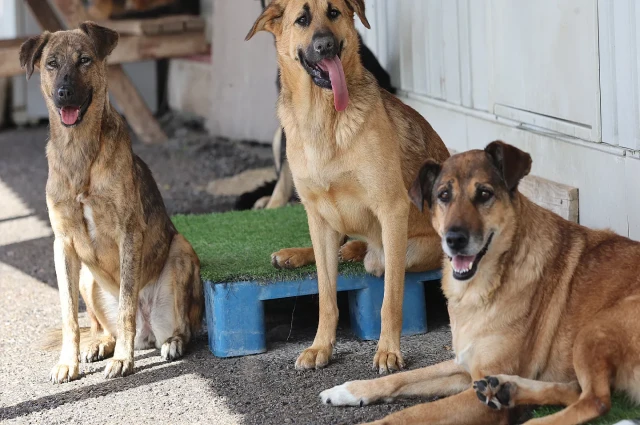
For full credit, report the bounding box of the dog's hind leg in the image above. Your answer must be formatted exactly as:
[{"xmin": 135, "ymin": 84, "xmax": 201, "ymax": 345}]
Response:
[
  {"xmin": 153, "ymin": 234, "xmax": 202, "ymax": 362},
  {"xmin": 473, "ymin": 375, "xmax": 580, "ymax": 410},
  {"xmin": 517, "ymin": 299, "xmax": 640, "ymax": 425},
  {"xmin": 79, "ymin": 265, "xmax": 116, "ymax": 363}
]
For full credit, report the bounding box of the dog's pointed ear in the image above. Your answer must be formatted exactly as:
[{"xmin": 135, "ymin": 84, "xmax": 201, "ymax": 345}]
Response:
[
  {"xmin": 79, "ymin": 21, "xmax": 119, "ymax": 60},
  {"xmin": 246, "ymin": 1, "xmax": 284, "ymax": 41},
  {"xmin": 409, "ymin": 160, "xmax": 442, "ymax": 213},
  {"xmin": 345, "ymin": 0, "xmax": 370, "ymax": 29},
  {"xmin": 484, "ymin": 141, "xmax": 532, "ymax": 192},
  {"xmin": 19, "ymin": 32, "xmax": 50, "ymax": 80}
]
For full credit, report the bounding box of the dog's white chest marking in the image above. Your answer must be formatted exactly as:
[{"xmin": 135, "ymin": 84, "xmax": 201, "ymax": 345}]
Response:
[
  {"xmin": 455, "ymin": 342, "xmax": 473, "ymax": 373},
  {"xmin": 76, "ymin": 192, "xmax": 97, "ymax": 241}
]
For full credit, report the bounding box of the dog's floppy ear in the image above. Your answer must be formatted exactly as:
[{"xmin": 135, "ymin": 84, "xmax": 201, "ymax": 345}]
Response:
[
  {"xmin": 484, "ymin": 140, "xmax": 532, "ymax": 192},
  {"xmin": 345, "ymin": 0, "xmax": 371, "ymax": 29},
  {"xmin": 245, "ymin": 1, "xmax": 284, "ymax": 41},
  {"xmin": 409, "ymin": 160, "xmax": 442, "ymax": 213},
  {"xmin": 19, "ymin": 32, "xmax": 50, "ymax": 80},
  {"xmin": 79, "ymin": 21, "xmax": 119, "ymax": 60}
]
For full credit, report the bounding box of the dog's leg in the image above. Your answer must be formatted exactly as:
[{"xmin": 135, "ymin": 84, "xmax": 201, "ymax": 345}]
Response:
[
  {"xmin": 156, "ymin": 234, "xmax": 201, "ymax": 362},
  {"xmin": 295, "ymin": 211, "xmax": 341, "ymax": 369},
  {"xmin": 364, "ymin": 389, "xmax": 508, "ymax": 425},
  {"xmin": 473, "ymin": 375, "xmax": 580, "ymax": 410},
  {"xmin": 321, "ymin": 359, "xmax": 471, "ymax": 406},
  {"xmin": 339, "ymin": 239, "xmax": 368, "ymax": 263},
  {"xmin": 105, "ymin": 230, "xmax": 142, "ymax": 379},
  {"xmin": 374, "ymin": 203, "xmax": 410, "ymax": 373},
  {"xmin": 79, "ymin": 266, "xmax": 115, "ymax": 363},
  {"xmin": 50, "ymin": 238, "xmax": 82, "ymax": 383},
  {"xmin": 264, "ymin": 161, "xmax": 294, "ymax": 209}
]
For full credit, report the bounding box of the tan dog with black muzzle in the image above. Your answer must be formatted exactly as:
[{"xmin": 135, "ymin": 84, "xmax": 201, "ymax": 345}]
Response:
[
  {"xmin": 19, "ymin": 22, "xmax": 203, "ymax": 383},
  {"xmin": 246, "ymin": 0, "xmax": 449, "ymax": 373}
]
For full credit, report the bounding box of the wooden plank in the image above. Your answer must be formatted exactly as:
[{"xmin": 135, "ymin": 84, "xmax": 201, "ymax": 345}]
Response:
[
  {"xmin": 107, "ymin": 66, "xmax": 166, "ymax": 144},
  {"xmin": 1, "ymin": 32, "xmax": 208, "ymax": 77},
  {"xmin": 447, "ymin": 148, "xmax": 579, "ymax": 222},
  {"xmin": 97, "ymin": 15, "xmax": 206, "ymax": 36}
]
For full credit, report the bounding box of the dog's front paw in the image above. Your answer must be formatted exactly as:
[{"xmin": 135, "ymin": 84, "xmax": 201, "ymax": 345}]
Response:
[
  {"xmin": 320, "ymin": 382, "xmax": 368, "ymax": 407},
  {"xmin": 253, "ymin": 196, "xmax": 271, "ymax": 209},
  {"xmin": 295, "ymin": 345, "xmax": 333, "ymax": 370},
  {"xmin": 373, "ymin": 348, "xmax": 404, "ymax": 374},
  {"xmin": 160, "ymin": 336, "xmax": 184, "ymax": 361},
  {"xmin": 473, "ymin": 376, "xmax": 515, "ymax": 410},
  {"xmin": 104, "ymin": 358, "xmax": 134, "ymax": 379},
  {"xmin": 50, "ymin": 362, "xmax": 79, "ymax": 383},
  {"xmin": 81, "ymin": 337, "xmax": 115, "ymax": 363}
]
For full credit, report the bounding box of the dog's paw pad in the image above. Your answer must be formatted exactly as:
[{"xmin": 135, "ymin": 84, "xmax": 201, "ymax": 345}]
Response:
[
  {"xmin": 160, "ymin": 337, "xmax": 184, "ymax": 361},
  {"xmin": 473, "ymin": 376, "xmax": 515, "ymax": 410}
]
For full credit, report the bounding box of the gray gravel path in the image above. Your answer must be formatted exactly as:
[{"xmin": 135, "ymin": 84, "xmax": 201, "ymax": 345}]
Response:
[{"xmin": 0, "ymin": 120, "xmax": 453, "ymax": 425}]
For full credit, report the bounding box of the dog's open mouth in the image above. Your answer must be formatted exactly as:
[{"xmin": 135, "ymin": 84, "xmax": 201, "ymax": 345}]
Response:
[
  {"xmin": 298, "ymin": 42, "xmax": 348, "ymax": 111},
  {"xmin": 449, "ymin": 233, "xmax": 494, "ymax": 281},
  {"xmin": 58, "ymin": 91, "xmax": 93, "ymax": 127}
]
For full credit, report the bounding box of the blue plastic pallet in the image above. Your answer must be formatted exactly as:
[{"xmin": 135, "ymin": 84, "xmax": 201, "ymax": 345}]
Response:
[{"xmin": 204, "ymin": 269, "xmax": 442, "ymax": 357}]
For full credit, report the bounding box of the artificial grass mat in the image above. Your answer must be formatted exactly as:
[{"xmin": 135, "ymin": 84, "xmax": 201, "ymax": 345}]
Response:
[
  {"xmin": 172, "ymin": 205, "xmax": 365, "ymax": 283},
  {"xmin": 532, "ymin": 393, "xmax": 640, "ymax": 424}
]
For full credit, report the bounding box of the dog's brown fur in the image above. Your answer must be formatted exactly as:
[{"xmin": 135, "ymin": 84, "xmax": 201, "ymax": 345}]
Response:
[
  {"xmin": 246, "ymin": 0, "xmax": 449, "ymax": 372},
  {"xmin": 320, "ymin": 141, "xmax": 640, "ymax": 425},
  {"xmin": 20, "ymin": 23, "xmax": 203, "ymax": 383}
]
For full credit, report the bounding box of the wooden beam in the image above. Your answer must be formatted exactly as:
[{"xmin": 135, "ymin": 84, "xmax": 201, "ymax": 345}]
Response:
[
  {"xmin": 0, "ymin": 32, "xmax": 208, "ymax": 78},
  {"xmin": 98, "ymin": 15, "xmax": 206, "ymax": 36}
]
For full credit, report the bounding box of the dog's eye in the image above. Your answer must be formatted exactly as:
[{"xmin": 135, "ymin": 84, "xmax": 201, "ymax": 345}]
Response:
[
  {"xmin": 47, "ymin": 60, "xmax": 58, "ymax": 69},
  {"xmin": 296, "ymin": 15, "xmax": 310, "ymax": 27},
  {"xmin": 438, "ymin": 189, "xmax": 450, "ymax": 203},
  {"xmin": 477, "ymin": 189, "xmax": 494, "ymax": 203},
  {"xmin": 80, "ymin": 56, "xmax": 91, "ymax": 65},
  {"xmin": 328, "ymin": 8, "xmax": 341, "ymax": 20}
]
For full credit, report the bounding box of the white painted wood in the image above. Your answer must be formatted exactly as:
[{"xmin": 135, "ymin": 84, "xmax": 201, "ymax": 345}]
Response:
[
  {"xmin": 398, "ymin": 1, "xmax": 414, "ymax": 93},
  {"xmin": 208, "ymin": 0, "xmax": 279, "ymax": 143},
  {"xmin": 411, "ymin": 0, "xmax": 428, "ymax": 95},
  {"xmin": 468, "ymin": 0, "xmax": 491, "ymax": 111},
  {"xmin": 490, "ymin": 0, "xmax": 601, "ymax": 141},
  {"xmin": 457, "ymin": 0, "xmax": 472, "ymax": 108},
  {"xmin": 383, "ymin": 0, "xmax": 401, "ymax": 89},
  {"xmin": 598, "ymin": 0, "xmax": 640, "ymax": 150}
]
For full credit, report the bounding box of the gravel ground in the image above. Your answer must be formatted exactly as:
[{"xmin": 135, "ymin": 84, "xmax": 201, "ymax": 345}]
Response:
[{"xmin": 0, "ymin": 116, "xmax": 454, "ymax": 425}]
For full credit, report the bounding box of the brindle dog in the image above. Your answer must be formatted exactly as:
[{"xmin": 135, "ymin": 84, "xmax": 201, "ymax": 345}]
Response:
[
  {"xmin": 19, "ymin": 22, "xmax": 203, "ymax": 383},
  {"xmin": 321, "ymin": 141, "xmax": 640, "ymax": 425}
]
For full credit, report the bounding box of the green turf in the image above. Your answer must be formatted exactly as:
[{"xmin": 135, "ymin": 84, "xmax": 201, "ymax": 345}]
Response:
[
  {"xmin": 533, "ymin": 393, "xmax": 640, "ymax": 424},
  {"xmin": 172, "ymin": 205, "xmax": 365, "ymax": 283}
]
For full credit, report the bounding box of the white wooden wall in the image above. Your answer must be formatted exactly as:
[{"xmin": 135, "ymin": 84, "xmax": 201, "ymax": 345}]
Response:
[{"xmin": 357, "ymin": 0, "xmax": 640, "ymax": 238}]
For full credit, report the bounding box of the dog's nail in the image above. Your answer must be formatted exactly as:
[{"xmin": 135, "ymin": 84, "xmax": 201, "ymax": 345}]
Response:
[
  {"xmin": 326, "ymin": 398, "xmax": 331, "ymax": 405},
  {"xmin": 359, "ymin": 400, "xmax": 364, "ymax": 407}
]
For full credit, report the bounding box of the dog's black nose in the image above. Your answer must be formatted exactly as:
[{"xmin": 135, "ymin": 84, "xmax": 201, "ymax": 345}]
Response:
[
  {"xmin": 446, "ymin": 228, "xmax": 469, "ymax": 251},
  {"xmin": 56, "ymin": 85, "xmax": 74, "ymax": 101},
  {"xmin": 312, "ymin": 33, "xmax": 338, "ymax": 57}
]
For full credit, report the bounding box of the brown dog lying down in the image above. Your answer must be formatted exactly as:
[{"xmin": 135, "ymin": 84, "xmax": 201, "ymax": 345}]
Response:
[
  {"xmin": 19, "ymin": 23, "xmax": 203, "ymax": 383},
  {"xmin": 246, "ymin": 0, "xmax": 449, "ymax": 374},
  {"xmin": 320, "ymin": 141, "xmax": 640, "ymax": 425}
]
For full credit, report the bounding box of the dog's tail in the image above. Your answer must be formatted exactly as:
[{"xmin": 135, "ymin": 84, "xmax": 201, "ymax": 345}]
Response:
[{"xmin": 38, "ymin": 327, "xmax": 93, "ymax": 351}]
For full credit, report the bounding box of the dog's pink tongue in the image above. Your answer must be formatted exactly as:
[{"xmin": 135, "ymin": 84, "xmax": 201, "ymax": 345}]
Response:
[
  {"xmin": 318, "ymin": 56, "xmax": 349, "ymax": 111},
  {"xmin": 452, "ymin": 255, "xmax": 475, "ymax": 272},
  {"xmin": 60, "ymin": 107, "xmax": 79, "ymax": 125}
]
